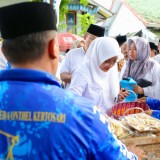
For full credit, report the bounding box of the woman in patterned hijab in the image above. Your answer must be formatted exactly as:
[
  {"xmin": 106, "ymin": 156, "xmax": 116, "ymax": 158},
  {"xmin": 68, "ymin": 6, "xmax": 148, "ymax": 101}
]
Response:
[
  {"xmin": 123, "ymin": 36, "xmax": 154, "ymax": 81},
  {"xmin": 122, "ymin": 36, "xmax": 160, "ymax": 99}
]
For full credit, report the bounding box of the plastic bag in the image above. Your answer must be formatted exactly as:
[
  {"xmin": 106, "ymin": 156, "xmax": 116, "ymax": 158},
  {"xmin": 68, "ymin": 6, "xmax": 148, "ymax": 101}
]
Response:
[{"xmin": 105, "ymin": 115, "xmax": 134, "ymax": 139}]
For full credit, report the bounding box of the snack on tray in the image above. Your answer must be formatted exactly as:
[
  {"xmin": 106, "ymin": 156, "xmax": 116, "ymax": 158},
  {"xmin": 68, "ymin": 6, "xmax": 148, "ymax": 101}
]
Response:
[
  {"xmin": 134, "ymin": 113, "xmax": 160, "ymax": 130},
  {"xmin": 121, "ymin": 113, "xmax": 160, "ymax": 132},
  {"xmin": 106, "ymin": 115, "xmax": 133, "ymax": 139}
]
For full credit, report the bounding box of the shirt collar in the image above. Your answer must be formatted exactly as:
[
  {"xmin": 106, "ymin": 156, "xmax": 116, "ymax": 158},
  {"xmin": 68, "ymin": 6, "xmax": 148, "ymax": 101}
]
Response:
[{"xmin": 0, "ymin": 68, "xmax": 61, "ymax": 87}]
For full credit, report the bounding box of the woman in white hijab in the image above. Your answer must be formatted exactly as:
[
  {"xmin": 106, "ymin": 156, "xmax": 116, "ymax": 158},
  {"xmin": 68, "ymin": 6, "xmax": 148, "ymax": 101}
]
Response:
[{"xmin": 68, "ymin": 37, "xmax": 127, "ymax": 115}]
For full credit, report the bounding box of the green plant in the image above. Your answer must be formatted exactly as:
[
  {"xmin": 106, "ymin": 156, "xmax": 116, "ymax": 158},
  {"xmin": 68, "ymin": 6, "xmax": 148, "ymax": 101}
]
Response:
[
  {"xmin": 78, "ymin": 13, "xmax": 96, "ymax": 36},
  {"xmin": 58, "ymin": 0, "xmax": 71, "ymax": 30},
  {"xmin": 80, "ymin": 0, "xmax": 88, "ymax": 6}
]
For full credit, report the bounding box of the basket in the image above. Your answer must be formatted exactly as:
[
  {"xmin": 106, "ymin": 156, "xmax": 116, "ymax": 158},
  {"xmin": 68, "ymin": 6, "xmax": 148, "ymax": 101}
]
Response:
[{"xmin": 111, "ymin": 102, "xmax": 149, "ymax": 119}]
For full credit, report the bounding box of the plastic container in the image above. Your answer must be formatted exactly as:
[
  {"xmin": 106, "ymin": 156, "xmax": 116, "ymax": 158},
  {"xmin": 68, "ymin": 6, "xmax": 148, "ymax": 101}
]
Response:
[{"xmin": 120, "ymin": 77, "xmax": 138, "ymax": 102}]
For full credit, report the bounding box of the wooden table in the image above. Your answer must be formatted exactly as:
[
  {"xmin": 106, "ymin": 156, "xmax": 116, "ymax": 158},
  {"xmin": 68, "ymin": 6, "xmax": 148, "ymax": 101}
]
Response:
[{"xmin": 122, "ymin": 136, "xmax": 160, "ymax": 159}]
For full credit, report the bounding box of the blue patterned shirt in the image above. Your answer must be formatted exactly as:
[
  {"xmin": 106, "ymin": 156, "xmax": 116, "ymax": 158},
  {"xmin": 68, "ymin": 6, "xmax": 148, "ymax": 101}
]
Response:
[
  {"xmin": 146, "ymin": 97, "xmax": 160, "ymax": 119},
  {"xmin": 0, "ymin": 69, "xmax": 137, "ymax": 160}
]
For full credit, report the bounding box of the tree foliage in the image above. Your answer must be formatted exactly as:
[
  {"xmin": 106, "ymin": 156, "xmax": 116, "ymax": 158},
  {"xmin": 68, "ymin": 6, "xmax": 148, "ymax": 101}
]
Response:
[
  {"xmin": 78, "ymin": 13, "xmax": 96, "ymax": 36},
  {"xmin": 80, "ymin": 0, "xmax": 88, "ymax": 6},
  {"xmin": 59, "ymin": 0, "xmax": 71, "ymax": 21},
  {"xmin": 58, "ymin": 0, "xmax": 71, "ymax": 30}
]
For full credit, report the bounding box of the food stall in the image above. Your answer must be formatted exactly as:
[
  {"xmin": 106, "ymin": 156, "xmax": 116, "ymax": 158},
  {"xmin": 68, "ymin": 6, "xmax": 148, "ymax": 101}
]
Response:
[{"xmin": 108, "ymin": 102, "xmax": 160, "ymax": 159}]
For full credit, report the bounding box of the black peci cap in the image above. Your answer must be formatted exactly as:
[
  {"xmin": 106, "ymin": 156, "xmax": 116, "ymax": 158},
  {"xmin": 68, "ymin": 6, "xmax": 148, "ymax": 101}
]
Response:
[
  {"xmin": 0, "ymin": 2, "xmax": 57, "ymax": 39},
  {"xmin": 87, "ymin": 24, "xmax": 105, "ymax": 37},
  {"xmin": 149, "ymin": 42, "xmax": 158, "ymax": 51},
  {"xmin": 115, "ymin": 35, "xmax": 127, "ymax": 46}
]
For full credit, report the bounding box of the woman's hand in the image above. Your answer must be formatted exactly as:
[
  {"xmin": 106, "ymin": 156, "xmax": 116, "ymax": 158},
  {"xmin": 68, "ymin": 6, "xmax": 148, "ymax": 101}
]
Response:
[
  {"xmin": 136, "ymin": 97, "xmax": 146, "ymax": 103},
  {"xmin": 118, "ymin": 88, "xmax": 129, "ymax": 102},
  {"xmin": 133, "ymin": 85, "xmax": 144, "ymax": 94},
  {"xmin": 144, "ymin": 110, "xmax": 153, "ymax": 116}
]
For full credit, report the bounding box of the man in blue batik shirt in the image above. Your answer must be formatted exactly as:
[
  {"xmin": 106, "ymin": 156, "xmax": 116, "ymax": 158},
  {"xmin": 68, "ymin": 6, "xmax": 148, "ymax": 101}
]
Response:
[{"xmin": 0, "ymin": 2, "xmax": 138, "ymax": 160}]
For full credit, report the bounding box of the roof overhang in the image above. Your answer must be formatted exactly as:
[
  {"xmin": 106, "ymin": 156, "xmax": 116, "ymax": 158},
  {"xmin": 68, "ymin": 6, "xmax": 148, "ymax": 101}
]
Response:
[
  {"xmin": 146, "ymin": 24, "xmax": 160, "ymax": 29},
  {"xmin": 88, "ymin": 0, "xmax": 113, "ymax": 18}
]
